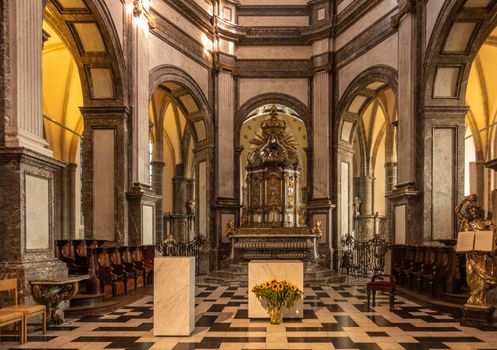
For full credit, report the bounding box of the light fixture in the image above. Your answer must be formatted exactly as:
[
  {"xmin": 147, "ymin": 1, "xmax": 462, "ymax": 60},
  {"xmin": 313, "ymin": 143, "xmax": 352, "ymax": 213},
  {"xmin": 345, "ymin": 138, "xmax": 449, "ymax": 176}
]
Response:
[{"xmin": 131, "ymin": 0, "xmax": 156, "ymax": 29}]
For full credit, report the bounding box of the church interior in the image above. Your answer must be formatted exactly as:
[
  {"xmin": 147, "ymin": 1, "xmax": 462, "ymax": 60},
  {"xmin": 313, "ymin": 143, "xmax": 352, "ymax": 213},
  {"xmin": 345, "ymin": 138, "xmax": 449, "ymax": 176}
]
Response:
[{"xmin": 2, "ymin": 0, "xmax": 497, "ymax": 348}]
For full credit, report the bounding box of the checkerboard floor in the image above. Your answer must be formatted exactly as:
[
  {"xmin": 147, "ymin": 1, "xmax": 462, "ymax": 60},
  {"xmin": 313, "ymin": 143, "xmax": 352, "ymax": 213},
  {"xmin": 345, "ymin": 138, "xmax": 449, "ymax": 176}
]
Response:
[{"xmin": 2, "ymin": 277, "xmax": 497, "ymax": 350}]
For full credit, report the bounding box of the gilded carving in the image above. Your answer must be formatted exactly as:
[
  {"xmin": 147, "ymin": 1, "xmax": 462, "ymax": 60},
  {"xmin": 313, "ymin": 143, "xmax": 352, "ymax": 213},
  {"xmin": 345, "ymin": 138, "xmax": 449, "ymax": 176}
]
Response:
[
  {"xmin": 244, "ymin": 105, "xmax": 303, "ymax": 228},
  {"xmin": 455, "ymin": 194, "xmax": 497, "ymax": 308}
]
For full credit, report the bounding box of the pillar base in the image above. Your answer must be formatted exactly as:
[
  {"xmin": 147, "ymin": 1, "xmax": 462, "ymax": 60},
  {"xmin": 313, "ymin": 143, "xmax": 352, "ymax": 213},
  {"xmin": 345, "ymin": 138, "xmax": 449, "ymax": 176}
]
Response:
[
  {"xmin": 387, "ymin": 185, "xmax": 422, "ymax": 245},
  {"xmin": 308, "ymin": 198, "xmax": 335, "ymax": 269},
  {"xmin": 0, "ymin": 147, "xmax": 68, "ymax": 302},
  {"xmin": 127, "ymin": 183, "xmax": 161, "ymax": 246},
  {"xmin": 0, "ymin": 259, "xmax": 67, "ymax": 303},
  {"xmin": 461, "ymin": 305, "xmax": 497, "ymax": 331}
]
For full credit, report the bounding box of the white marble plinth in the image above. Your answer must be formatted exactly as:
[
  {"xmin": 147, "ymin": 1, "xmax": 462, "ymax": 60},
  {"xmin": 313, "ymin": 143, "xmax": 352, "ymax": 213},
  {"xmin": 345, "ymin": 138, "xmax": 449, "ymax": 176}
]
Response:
[
  {"xmin": 154, "ymin": 257, "xmax": 195, "ymax": 336},
  {"xmin": 248, "ymin": 260, "xmax": 304, "ymax": 319}
]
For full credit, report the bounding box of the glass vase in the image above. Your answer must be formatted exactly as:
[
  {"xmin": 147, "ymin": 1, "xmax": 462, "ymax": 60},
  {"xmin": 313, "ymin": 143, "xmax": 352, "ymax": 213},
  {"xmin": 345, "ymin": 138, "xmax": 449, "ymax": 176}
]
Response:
[{"xmin": 269, "ymin": 306, "xmax": 283, "ymax": 325}]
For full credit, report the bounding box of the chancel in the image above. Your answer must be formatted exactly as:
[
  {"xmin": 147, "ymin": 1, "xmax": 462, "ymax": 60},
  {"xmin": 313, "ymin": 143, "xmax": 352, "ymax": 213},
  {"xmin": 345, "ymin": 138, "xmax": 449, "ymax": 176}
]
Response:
[{"xmin": 2, "ymin": 0, "xmax": 497, "ymax": 348}]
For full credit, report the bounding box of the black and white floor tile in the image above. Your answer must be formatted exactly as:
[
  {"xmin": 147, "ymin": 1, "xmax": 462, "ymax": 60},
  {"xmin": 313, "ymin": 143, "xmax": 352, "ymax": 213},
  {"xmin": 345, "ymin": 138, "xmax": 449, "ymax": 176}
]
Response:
[{"xmin": 2, "ymin": 277, "xmax": 497, "ymax": 350}]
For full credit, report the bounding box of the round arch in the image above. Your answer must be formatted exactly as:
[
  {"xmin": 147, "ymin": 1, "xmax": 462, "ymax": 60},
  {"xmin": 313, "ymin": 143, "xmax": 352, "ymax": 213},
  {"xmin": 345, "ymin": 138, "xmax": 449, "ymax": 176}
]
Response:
[
  {"xmin": 334, "ymin": 65, "xmax": 398, "ymax": 242},
  {"xmin": 44, "ymin": 0, "xmax": 128, "ymax": 106},
  {"xmin": 149, "ymin": 65, "xmax": 214, "ymax": 145},
  {"xmin": 235, "ymin": 93, "xmax": 313, "ymax": 206},
  {"xmin": 423, "ymin": 0, "xmax": 497, "ymax": 105}
]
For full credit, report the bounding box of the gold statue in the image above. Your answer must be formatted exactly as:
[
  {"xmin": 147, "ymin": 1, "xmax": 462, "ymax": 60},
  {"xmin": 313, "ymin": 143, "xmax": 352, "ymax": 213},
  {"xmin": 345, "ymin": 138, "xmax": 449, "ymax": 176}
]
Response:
[
  {"xmin": 309, "ymin": 220, "xmax": 323, "ymax": 238},
  {"xmin": 240, "ymin": 207, "xmax": 248, "ymax": 227},
  {"xmin": 297, "ymin": 204, "xmax": 306, "ymax": 226},
  {"xmin": 225, "ymin": 220, "xmax": 238, "ymax": 238},
  {"xmin": 455, "ymin": 194, "xmax": 497, "ymax": 308}
]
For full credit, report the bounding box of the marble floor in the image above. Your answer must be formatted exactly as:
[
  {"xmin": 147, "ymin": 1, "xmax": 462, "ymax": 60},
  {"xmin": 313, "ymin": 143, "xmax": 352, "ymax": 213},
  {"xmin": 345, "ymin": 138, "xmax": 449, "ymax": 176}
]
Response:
[{"xmin": 1, "ymin": 277, "xmax": 497, "ymax": 350}]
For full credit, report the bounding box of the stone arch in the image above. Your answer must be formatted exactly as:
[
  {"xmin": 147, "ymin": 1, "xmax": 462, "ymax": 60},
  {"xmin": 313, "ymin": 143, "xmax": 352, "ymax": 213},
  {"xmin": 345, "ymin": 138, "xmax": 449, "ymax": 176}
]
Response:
[
  {"xmin": 235, "ymin": 93, "xmax": 313, "ymax": 206},
  {"xmin": 421, "ymin": 0, "xmax": 497, "ymax": 242},
  {"xmin": 149, "ymin": 65, "xmax": 214, "ymax": 146},
  {"xmin": 148, "ymin": 65, "xmax": 214, "ymax": 269},
  {"xmin": 335, "ymin": 65, "xmax": 398, "ymax": 241},
  {"xmin": 423, "ymin": 0, "xmax": 497, "ymax": 105},
  {"xmin": 43, "ymin": 0, "xmax": 128, "ymax": 106}
]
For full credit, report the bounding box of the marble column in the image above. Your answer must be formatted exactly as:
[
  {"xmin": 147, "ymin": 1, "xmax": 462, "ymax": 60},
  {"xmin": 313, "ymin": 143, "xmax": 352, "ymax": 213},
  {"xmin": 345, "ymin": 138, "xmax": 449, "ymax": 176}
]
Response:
[
  {"xmin": 385, "ymin": 162, "xmax": 397, "ymax": 243},
  {"xmin": 172, "ymin": 171, "xmax": 190, "ymax": 243},
  {"xmin": 151, "ymin": 161, "xmax": 165, "ymax": 245},
  {"xmin": 360, "ymin": 175, "xmax": 374, "ymax": 216},
  {"xmin": 80, "ymin": 107, "xmax": 129, "ymax": 245}
]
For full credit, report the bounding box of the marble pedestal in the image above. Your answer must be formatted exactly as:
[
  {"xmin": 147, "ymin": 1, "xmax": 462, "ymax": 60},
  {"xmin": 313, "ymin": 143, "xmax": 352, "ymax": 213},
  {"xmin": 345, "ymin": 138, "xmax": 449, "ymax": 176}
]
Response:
[
  {"xmin": 153, "ymin": 257, "xmax": 195, "ymax": 336},
  {"xmin": 248, "ymin": 260, "xmax": 304, "ymax": 319}
]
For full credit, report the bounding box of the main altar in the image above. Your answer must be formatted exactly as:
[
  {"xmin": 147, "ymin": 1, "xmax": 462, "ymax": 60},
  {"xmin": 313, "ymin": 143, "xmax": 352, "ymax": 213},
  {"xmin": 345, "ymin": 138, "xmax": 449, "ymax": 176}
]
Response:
[{"xmin": 228, "ymin": 106, "xmax": 321, "ymax": 262}]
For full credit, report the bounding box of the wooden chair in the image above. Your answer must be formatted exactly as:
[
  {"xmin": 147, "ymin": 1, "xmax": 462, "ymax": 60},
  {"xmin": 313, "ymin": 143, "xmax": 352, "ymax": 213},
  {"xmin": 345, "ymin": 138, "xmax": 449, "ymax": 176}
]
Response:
[
  {"xmin": 367, "ymin": 274, "xmax": 396, "ymax": 311},
  {"xmin": 0, "ymin": 278, "xmax": 46, "ymax": 343},
  {"xmin": 0, "ymin": 310, "xmax": 25, "ymax": 344}
]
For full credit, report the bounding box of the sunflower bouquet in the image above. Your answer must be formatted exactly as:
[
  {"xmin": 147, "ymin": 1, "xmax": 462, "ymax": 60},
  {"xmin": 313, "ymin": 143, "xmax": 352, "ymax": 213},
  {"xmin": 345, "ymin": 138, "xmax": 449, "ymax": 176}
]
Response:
[{"xmin": 251, "ymin": 278, "xmax": 303, "ymax": 324}]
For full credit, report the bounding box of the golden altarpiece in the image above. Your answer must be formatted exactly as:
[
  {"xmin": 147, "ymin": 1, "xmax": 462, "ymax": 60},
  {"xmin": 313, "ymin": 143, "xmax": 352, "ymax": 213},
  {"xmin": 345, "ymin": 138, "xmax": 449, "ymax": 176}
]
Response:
[
  {"xmin": 243, "ymin": 105, "xmax": 304, "ymax": 228},
  {"xmin": 226, "ymin": 106, "xmax": 321, "ymax": 262}
]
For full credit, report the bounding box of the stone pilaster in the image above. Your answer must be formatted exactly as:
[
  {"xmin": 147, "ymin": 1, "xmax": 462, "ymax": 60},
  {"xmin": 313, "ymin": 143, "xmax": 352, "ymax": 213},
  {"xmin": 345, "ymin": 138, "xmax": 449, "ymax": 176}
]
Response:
[
  {"xmin": 150, "ymin": 161, "xmax": 165, "ymax": 245},
  {"xmin": 390, "ymin": 0, "xmax": 423, "ymax": 244},
  {"xmin": 421, "ymin": 106, "xmax": 466, "ymax": 244},
  {"xmin": 80, "ymin": 107, "xmax": 129, "ymax": 244},
  {"xmin": 385, "ymin": 162, "xmax": 397, "ymax": 242},
  {"xmin": 55, "ymin": 163, "xmax": 78, "ymax": 240},
  {"xmin": 127, "ymin": 183, "xmax": 160, "ymax": 246},
  {"xmin": 0, "ymin": 148, "xmax": 67, "ymax": 302}
]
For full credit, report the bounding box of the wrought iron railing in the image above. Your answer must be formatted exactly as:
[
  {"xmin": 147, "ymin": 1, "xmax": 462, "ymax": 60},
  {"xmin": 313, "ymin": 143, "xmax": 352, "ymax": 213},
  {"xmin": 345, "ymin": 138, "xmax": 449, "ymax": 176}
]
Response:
[
  {"xmin": 159, "ymin": 234, "xmax": 205, "ymax": 274},
  {"xmin": 340, "ymin": 233, "xmax": 390, "ymax": 276}
]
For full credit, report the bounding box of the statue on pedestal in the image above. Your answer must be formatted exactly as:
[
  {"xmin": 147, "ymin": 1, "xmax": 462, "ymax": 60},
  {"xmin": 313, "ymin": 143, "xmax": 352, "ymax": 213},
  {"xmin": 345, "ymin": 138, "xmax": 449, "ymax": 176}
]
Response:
[{"xmin": 455, "ymin": 194, "xmax": 497, "ymax": 309}]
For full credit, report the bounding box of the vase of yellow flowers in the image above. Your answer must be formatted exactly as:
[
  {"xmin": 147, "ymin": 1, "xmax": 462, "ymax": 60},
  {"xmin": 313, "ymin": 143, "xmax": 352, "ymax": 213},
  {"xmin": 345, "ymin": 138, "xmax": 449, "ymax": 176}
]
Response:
[{"xmin": 251, "ymin": 279, "xmax": 303, "ymax": 324}]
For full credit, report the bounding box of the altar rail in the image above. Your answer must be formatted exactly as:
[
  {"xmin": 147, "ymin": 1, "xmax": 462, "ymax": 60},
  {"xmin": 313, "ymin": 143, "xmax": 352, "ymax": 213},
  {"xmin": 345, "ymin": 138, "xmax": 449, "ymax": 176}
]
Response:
[
  {"xmin": 340, "ymin": 234, "xmax": 390, "ymax": 276},
  {"xmin": 159, "ymin": 234, "xmax": 205, "ymax": 274}
]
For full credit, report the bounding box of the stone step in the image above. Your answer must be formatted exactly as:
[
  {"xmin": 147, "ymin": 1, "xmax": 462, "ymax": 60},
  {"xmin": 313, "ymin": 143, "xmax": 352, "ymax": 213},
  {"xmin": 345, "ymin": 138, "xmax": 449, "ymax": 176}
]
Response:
[{"xmin": 198, "ymin": 262, "xmax": 345, "ymax": 286}]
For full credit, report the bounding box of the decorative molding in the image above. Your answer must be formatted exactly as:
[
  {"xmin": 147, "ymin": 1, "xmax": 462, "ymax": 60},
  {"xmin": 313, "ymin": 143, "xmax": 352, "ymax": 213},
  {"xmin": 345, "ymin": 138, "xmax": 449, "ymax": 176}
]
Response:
[
  {"xmin": 237, "ymin": 5, "xmax": 309, "ymax": 17},
  {"xmin": 235, "ymin": 59, "xmax": 313, "ymax": 78}
]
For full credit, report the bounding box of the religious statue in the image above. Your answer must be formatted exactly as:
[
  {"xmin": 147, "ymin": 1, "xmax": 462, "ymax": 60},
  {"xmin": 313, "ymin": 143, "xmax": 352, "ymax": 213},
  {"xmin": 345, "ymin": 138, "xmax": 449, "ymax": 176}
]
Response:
[
  {"xmin": 225, "ymin": 220, "xmax": 238, "ymax": 238},
  {"xmin": 244, "ymin": 105, "xmax": 303, "ymax": 227},
  {"xmin": 240, "ymin": 207, "xmax": 248, "ymax": 227},
  {"xmin": 309, "ymin": 220, "xmax": 323, "ymax": 238},
  {"xmin": 162, "ymin": 234, "xmax": 178, "ymax": 256},
  {"xmin": 455, "ymin": 194, "xmax": 497, "ymax": 308},
  {"xmin": 353, "ymin": 197, "xmax": 362, "ymax": 217},
  {"xmin": 297, "ymin": 204, "xmax": 306, "ymax": 226}
]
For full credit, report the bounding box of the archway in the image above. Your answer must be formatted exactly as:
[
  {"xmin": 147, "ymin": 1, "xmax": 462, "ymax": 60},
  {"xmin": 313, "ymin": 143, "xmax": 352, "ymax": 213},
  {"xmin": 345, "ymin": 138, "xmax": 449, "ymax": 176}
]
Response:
[
  {"xmin": 422, "ymin": 0, "xmax": 497, "ymax": 243},
  {"xmin": 148, "ymin": 65, "xmax": 214, "ymax": 272},
  {"xmin": 237, "ymin": 104, "xmax": 310, "ymax": 226},
  {"xmin": 42, "ymin": 0, "xmax": 128, "ymax": 242},
  {"xmin": 464, "ymin": 27, "xmax": 497, "ymax": 215},
  {"xmin": 336, "ymin": 66, "xmax": 398, "ymax": 244}
]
